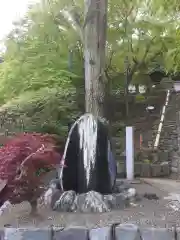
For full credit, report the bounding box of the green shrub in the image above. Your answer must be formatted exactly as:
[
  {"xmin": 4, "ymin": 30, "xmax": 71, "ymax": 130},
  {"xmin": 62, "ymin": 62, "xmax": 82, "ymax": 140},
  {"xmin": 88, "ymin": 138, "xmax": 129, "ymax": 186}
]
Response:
[{"xmin": 0, "ymin": 87, "xmax": 80, "ymax": 138}]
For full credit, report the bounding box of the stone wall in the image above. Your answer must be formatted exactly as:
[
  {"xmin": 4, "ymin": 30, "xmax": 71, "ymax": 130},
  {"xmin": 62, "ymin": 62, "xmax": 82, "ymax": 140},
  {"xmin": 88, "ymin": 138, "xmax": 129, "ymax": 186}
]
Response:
[
  {"xmin": 134, "ymin": 90, "xmax": 180, "ymax": 175},
  {"xmin": 158, "ymin": 92, "xmax": 177, "ymax": 162},
  {"xmin": 114, "ymin": 90, "xmax": 180, "ymax": 176},
  {"xmin": 0, "ymin": 224, "xmax": 179, "ymax": 240},
  {"xmin": 159, "ymin": 91, "xmax": 180, "ymax": 174},
  {"xmin": 117, "ymin": 161, "xmax": 170, "ymax": 178}
]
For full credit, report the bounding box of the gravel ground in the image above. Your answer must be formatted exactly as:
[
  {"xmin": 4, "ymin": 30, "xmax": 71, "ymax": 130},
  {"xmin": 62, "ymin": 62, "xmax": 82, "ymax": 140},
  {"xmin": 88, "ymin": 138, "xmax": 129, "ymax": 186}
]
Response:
[{"xmin": 0, "ymin": 180, "xmax": 179, "ymax": 229}]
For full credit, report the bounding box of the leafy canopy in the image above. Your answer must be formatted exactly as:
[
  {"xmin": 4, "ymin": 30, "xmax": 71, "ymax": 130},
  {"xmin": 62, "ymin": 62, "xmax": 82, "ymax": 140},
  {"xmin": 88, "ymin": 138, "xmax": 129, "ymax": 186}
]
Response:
[{"xmin": 0, "ymin": 0, "xmax": 179, "ymax": 135}]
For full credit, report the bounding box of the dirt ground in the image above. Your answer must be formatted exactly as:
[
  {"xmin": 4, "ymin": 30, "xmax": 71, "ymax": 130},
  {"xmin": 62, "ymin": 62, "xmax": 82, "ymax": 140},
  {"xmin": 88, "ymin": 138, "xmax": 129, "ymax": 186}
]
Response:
[{"xmin": 0, "ymin": 178, "xmax": 180, "ymax": 229}]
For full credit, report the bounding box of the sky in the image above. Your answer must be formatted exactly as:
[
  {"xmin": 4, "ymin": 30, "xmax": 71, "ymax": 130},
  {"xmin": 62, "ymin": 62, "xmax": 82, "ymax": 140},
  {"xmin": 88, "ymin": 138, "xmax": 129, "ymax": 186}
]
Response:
[{"xmin": 0, "ymin": 0, "xmax": 37, "ymax": 41}]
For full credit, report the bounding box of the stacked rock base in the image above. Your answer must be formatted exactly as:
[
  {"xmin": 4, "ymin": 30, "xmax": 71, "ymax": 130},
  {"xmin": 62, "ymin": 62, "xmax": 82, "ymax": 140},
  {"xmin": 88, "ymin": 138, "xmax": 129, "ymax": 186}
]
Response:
[{"xmin": 44, "ymin": 181, "xmax": 137, "ymax": 213}]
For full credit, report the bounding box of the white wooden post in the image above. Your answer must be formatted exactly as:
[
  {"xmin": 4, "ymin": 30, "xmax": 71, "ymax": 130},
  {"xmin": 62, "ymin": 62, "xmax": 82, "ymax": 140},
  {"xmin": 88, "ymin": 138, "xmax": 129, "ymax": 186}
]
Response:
[{"xmin": 126, "ymin": 126, "xmax": 134, "ymax": 180}]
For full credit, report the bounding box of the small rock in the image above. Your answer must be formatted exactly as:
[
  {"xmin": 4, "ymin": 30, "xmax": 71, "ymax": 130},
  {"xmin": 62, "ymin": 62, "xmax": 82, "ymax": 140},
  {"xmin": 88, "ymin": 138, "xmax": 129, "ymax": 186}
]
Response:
[
  {"xmin": 49, "ymin": 178, "xmax": 61, "ymax": 190},
  {"xmin": 50, "ymin": 188, "xmax": 139, "ymax": 213},
  {"xmin": 115, "ymin": 181, "xmax": 131, "ymax": 193},
  {"xmin": 43, "ymin": 188, "xmax": 61, "ymax": 208},
  {"xmin": 114, "ymin": 193, "xmax": 130, "ymax": 209},
  {"xmin": 144, "ymin": 193, "xmax": 159, "ymax": 200},
  {"xmin": 130, "ymin": 202, "xmax": 138, "ymax": 207},
  {"xmin": 135, "ymin": 194, "xmax": 143, "ymax": 202},
  {"xmin": 104, "ymin": 191, "xmax": 131, "ymax": 210},
  {"xmin": 103, "ymin": 194, "xmax": 116, "ymax": 208},
  {"xmin": 53, "ymin": 190, "xmax": 76, "ymax": 212},
  {"xmin": 74, "ymin": 191, "xmax": 110, "ymax": 213},
  {"xmin": 50, "ymin": 189, "xmax": 62, "ymax": 208},
  {"xmin": 0, "ymin": 201, "xmax": 12, "ymax": 216},
  {"xmin": 127, "ymin": 188, "xmax": 136, "ymax": 198}
]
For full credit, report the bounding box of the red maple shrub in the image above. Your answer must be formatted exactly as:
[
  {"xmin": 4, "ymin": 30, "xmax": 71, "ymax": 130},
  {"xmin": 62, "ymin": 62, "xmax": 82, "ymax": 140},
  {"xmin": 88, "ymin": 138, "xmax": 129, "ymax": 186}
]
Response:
[{"xmin": 0, "ymin": 133, "xmax": 62, "ymax": 206}]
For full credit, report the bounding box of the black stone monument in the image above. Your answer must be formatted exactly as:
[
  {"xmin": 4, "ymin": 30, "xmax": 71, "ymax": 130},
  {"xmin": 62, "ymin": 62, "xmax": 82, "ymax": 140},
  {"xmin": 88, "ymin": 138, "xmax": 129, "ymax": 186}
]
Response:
[{"xmin": 59, "ymin": 113, "xmax": 117, "ymax": 194}]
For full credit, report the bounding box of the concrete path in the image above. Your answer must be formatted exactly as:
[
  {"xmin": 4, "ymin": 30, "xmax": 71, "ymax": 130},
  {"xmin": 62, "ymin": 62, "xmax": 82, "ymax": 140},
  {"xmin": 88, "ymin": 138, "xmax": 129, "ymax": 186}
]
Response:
[{"xmin": 141, "ymin": 178, "xmax": 180, "ymax": 194}]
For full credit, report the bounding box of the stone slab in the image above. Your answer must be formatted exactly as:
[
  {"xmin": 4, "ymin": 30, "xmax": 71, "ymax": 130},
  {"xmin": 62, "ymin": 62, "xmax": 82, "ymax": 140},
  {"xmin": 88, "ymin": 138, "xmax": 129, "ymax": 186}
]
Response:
[
  {"xmin": 134, "ymin": 163, "xmax": 141, "ymax": 177},
  {"xmin": 176, "ymin": 228, "xmax": 180, "ymax": 240},
  {"xmin": 115, "ymin": 224, "xmax": 142, "ymax": 240},
  {"xmin": 0, "ymin": 229, "xmax": 3, "ymax": 240},
  {"xmin": 140, "ymin": 163, "xmax": 151, "ymax": 177},
  {"xmin": 160, "ymin": 162, "xmax": 170, "ymax": 176},
  {"xmin": 4, "ymin": 227, "xmax": 52, "ymax": 240},
  {"xmin": 89, "ymin": 226, "xmax": 111, "ymax": 240},
  {"xmin": 53, "ymin": 227, "xmax": 88, "ymax": 240},
  {"xmin": 140, "ymin": 228, "xmax": 175, "ymax": 240},
  {"xmin": 116, "ymin": 179, "xmax": 141, "ymax": 185},
  {"xmin": 151, "ymin": 164, "xmax": 162, "ymax": 177},
  {"xmin": 1, "ymin": 225, "xmax": 180, "ymax": 240},
  {"xmin": 158, "ymin": 152, "xmax": 169, "ymax": 162}
]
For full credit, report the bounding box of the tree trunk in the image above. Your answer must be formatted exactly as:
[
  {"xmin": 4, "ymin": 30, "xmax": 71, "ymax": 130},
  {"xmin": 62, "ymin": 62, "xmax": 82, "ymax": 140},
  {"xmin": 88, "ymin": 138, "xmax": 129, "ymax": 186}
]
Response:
[{"xmin": 84, "ymin": 0, "xmax": 107, "ymax": 117}]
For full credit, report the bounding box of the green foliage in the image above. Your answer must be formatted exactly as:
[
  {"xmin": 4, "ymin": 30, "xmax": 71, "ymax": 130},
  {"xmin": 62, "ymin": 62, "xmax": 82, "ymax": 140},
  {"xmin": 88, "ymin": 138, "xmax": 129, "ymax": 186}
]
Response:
[
  {"xmin": 0, "ymin": 0, "xmax": 179, "ymax": 137},
  {"xmin": 0, "ymin": 87, "xmax": 80, "ymax": 137},
  {"xmin": 0, "ymin": 0, "xmax": 178, "ymax": 96},
  {"xmin": 0, "ymin": 0, "xmax": 84, "ymax": 137},
  {"xmin": 52, "ymin": 0, "xmax": 178, "ymax": 86},
  {"xmin": 0, "ymin": 0, "xmax": 84, "ymax": 103},
  {"xmin": 163, "ymin": 29, "xmax": 180, "ymax": 72},
  {"xmin": 107, "ymin": 2, "xmax": 176, "ymax": 85}
]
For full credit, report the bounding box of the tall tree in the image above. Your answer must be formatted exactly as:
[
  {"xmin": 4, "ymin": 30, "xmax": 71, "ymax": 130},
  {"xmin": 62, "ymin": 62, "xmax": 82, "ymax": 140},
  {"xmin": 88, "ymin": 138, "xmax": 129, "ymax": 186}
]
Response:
[
  {"xmin": 84, "ymin": 0, "xmax": 108, "ymax": 116},
  {"xmin": 0, "ymin": 0, "xmax": 178, "ymax": 106}
]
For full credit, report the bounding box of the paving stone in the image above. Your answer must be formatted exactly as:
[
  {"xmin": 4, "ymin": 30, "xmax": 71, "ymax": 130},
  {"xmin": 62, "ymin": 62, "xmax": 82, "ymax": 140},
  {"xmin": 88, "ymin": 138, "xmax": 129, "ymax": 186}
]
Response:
[
  {"xmin": 140, "ymin": 228, "xmax": 175, "ymax": 240},
  {"xmin": 53, "ymin": 227, "xmax": 88, "ymax": 240},
  {"xmin": 4, "ymin": 227, "xmax": 51, "ymax": 240},
  {"xmin": 52, "ymin": 227, "xmax": 64, "ymax": 239},
  {"xmin": 89, "ymin": 227, "xmax": 111, "ymax": 240},
  {"xmin": 115, "ymin": 224, "xmax": 142, "ymax": 240}
]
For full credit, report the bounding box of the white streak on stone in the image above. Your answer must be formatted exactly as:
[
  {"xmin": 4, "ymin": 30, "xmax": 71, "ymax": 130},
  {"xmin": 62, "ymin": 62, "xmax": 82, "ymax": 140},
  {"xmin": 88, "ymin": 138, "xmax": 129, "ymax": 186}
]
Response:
[
  {"xmin": 107, "ymin": 140, "xmax": 116, "ymax": 187},
  {"xmin": 78, "ymin": 114, "xmax": 97, "ymax": 185},
  {"xmin": 60, "ymin": 113, "xmax": 98, "ymax": 191},
  {"xmin": 43, "ymin": 188, "xmax": 53, "ymax": 206},
  {"xmin": 0, "ymin": 200, "xmax": 11, "ymax": 216}
]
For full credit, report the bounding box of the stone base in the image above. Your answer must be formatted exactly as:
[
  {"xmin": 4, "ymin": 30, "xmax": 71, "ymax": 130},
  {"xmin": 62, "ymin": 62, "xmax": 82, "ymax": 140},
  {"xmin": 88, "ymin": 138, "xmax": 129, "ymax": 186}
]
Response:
[{"xmin": 44, "ymin": 183, "xmax": 137, "ymax": 213}]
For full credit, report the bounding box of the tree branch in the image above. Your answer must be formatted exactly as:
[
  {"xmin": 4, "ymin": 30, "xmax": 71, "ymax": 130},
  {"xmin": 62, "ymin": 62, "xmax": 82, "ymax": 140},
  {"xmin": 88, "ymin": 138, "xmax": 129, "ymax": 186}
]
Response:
[
  {"xmin": 148, "ymin": 49, "xmax": 163, "ymax": 63},
  {"xmin": 106, "ymin": 50, "xmax": 115, "ymax": 71},
  {"xmin": 121, "ymin": 0, "xmax": 134, "ymax": 18},
  {"xmin": 128, "ymin": 36, "xmax": 156, "ymax": 85},
  {"xmin": 60, "ymin": 9, "xmax": 84, "ymax": 43},
  {"xmin": 140, "ymin": 36, "xmax": 156, "ymax": 65}
]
